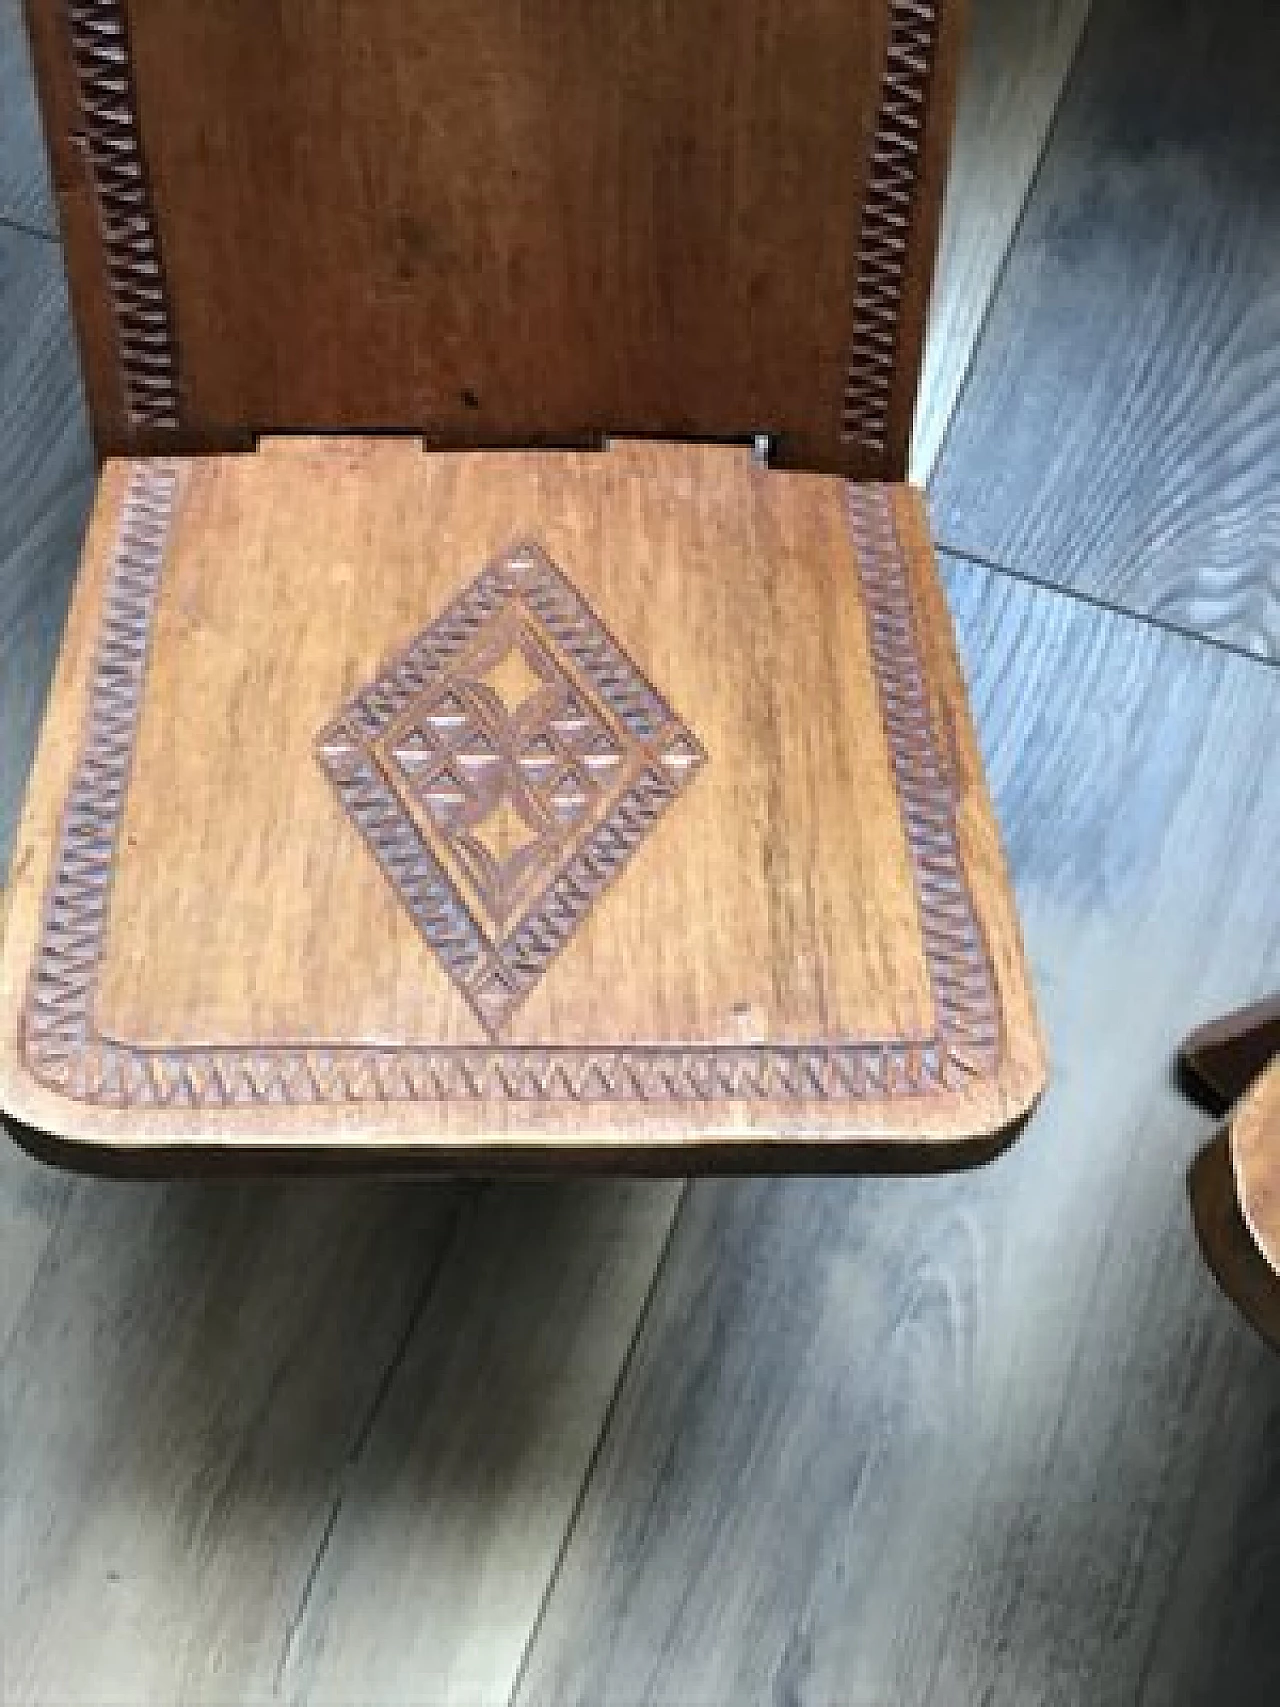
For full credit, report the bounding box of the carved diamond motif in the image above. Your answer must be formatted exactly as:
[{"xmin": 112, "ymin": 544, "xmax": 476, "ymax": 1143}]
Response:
[{"xmin": 315, "ymin": 540, "xmax": 706, "ymax": 1036}]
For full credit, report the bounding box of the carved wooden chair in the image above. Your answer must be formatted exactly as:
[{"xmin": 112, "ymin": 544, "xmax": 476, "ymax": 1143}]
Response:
[
  {"xmin": 0, "ymin": 0, "xmax": 1044, "ymax": 1172},
  {"xmin": 1182, "ymin": 998, "xmax": 1280, "ymax": 1343}
]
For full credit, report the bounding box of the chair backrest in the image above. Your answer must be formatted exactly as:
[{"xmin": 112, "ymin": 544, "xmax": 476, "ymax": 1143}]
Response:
[{"xmin": 25, "ymin": 0, "xmax": 963, "ymax": 476}]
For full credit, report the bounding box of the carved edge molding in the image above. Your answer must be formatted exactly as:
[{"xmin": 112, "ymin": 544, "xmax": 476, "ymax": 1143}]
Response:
[
  {"xmin": 845, "ymin": 486, "xmax": 998, "ymax": 1076},
  {"xmin": 21, "ymin": 468, "xmax": 1000, "ymax": 1109},
  {"xmin": 24, "ymin": 462, "xmax": 180, "ymax": 1083},
  {"xmin": 65, "ymin": 0, "xmax": 180, "ymax": 429},
  {"xmin": 841, "ymin": 0, "xmax": 941, "ymax": 457}
]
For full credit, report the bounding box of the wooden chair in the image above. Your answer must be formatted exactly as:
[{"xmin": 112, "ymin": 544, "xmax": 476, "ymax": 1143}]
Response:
[
  {"xmin": 0, "ymin": 0, "xmax": 1044, "ymax": 1173},
  {"xmin": 1182, "ymin": 999, "xmax": 1280, "ymax": 1344}
]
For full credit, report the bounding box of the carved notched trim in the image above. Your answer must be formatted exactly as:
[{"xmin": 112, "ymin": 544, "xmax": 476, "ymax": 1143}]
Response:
[
  {"xmin": 65, "ymin": 0, "xmax": 180, "ymax": 429},
  {"xmin": 22, "ymin": 470, "xmax": 1000, "ymax": 1109},
  {"xmin": 845, "ymin": 486, "xmax": 998, "ymax": 1073},
  {"xmin": 842, "ymin": 0, "xmax": 941, "ymax": 457},
  {"xmin": 24, "ymin": 462, "xmax": 181, "ymax": 1083}
]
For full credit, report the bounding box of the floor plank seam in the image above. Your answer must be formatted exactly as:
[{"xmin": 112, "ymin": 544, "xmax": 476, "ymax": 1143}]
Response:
[
  {"xmin": 271, "ymin": 1182, "xmax": 482, "ymax": 1699},
  {"xmin": 937, "ymin": 540, "xmax": 1280, "ymax": 671},
  {"xmin": 0, "ymin": 211, "xmax": 58, "ymax": 245},
  {"xmin": 272, "ymin": 1485, "xmax": 347, "ymax": 1702},
  {"xmin": 924, "ymin": 7, "xmax": 1094, "ymax": 488},
  {"xmin": 0, "ymin": 1175, "xmax": 74, "ymax": 1369},
  {"xmin": 504, "ymin": 1179, "xmax": 692, "ymax": 1707}
]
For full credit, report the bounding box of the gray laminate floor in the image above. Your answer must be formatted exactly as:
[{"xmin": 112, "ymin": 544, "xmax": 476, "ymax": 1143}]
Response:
[{"xmin": 3, "ymin": 1, "xmax": 1279, "ymax": 1702}]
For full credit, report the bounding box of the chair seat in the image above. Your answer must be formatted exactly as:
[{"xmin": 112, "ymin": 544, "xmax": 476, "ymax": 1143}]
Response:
[{"xmin": 0, "ymin": 439, "xmax": 1043, "ymax": 1173}]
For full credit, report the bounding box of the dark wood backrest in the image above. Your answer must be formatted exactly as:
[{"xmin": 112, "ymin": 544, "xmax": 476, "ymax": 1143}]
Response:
[{"xmin": 24, "ymin": 0, "xmax": 963, "ymax": 475}]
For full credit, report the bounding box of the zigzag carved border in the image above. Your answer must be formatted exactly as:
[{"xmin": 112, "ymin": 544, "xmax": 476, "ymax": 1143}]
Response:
[
  {"xmin": 846, "ymin": 486, "xmax": 998, "ymax": 1072},
  {"xmin": 21, "ymin": 469, "xmax": 1000, "ymax": 1108},
  {"xmin": 65, "ymin": 0, "xmax": 180, "ymax": 429},
  {"xmin": 842, "ymin": 0, "xmax": 941, "ymax": 457}
]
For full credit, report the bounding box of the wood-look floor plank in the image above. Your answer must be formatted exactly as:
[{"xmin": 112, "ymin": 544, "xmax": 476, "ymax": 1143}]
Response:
[
  {"xmin": 514, "ymin": 562, "xmax": 1280, "ymax": 1707},
  {"xmin": 2, "ymin": 1181, "xmax": 472, "ymax": 1705},
  {"xmin": 931, "ymin": 0, "xmax": 1280, "ymax": 660},
  {"xmin": 0, "ymin": 1176, "xmax": 680, "ymax": 1707},
  {"xmin": 274, "ymin": 1182, "xmax": 680, "ymax": 1707},
  {"xmin": 0, "ymin": 225, "xmax": 92, "ymax": 1364},
  {"xmin": 0, "ymin": 225, "xmax": 90, "ymax": 570},
  {"xmin": 0, "ymin": 225, "xmax": 93, "ymax": 871},
  {"xmin": 0, "ymin": 0, "xmax": 54, "ymax": 238},
  {"xmin": 911, "ymin": 0, "xmax": 1092, "ymax": 483}
]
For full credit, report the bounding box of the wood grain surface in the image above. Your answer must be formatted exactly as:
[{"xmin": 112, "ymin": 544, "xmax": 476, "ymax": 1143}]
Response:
[
  {"xmin": 1, "ymin": 1178, "xmax": 475, "ymax": 1701},
  {"xmin": 24, "ymin": 0, "xmax": 964, "ymax": 476},
  {"xmin": 266, "ymin": 1182, "xmax": 680, "ymax": 1706},
  {"xmin": 0, "ymin": 441, "xmax": 1043, "ymax": 1164},
  {"xmin": 515, "ymin": 558, "xmax": 1280, "ymax": 1707},
  {"xmin": 0, "ymin": 0, "xmax": 54, "ymax": 236},
  {"xmin": 1191, "ymin": 1130, "xmax": 1280, "ymax": 1355},
  {"xmin": 931, "ymin": 0, "xmax": 1280, "ymax": 658},
  {"xmin": 1, "ymin": 1177, "xmax": 684, "ymax": 1705},
  {"xmin": 910, "ymin": 0, "xmax": 1091, "ymax": 481},
  {"xmin": 1233, "ymin": 1057, "xmax": 1280, "ymax": 1279}
]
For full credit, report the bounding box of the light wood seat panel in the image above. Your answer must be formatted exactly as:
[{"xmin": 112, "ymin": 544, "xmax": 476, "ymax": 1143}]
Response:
[{"xmin": 0, "ymin": 441, "xmax": 1043, "ymax": 1171}]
